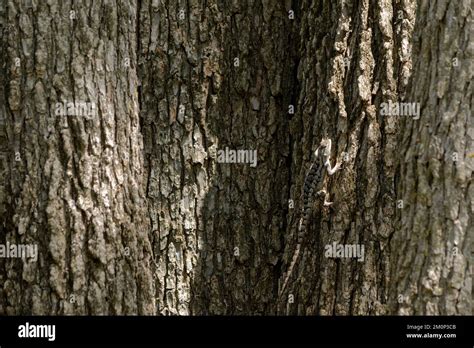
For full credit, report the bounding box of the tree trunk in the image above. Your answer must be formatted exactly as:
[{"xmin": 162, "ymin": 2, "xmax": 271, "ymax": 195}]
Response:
[
  {"xmin": 389, "ymin": 0, "xmax": 472, "ymax": 315},
  {"xmin": 276, "ymin": 0, "xmax": 416, "ymax": 315},
  {"xmin": 0, "ymin": 0, "xmax": 155, "ymax": 315},
  {"xmin": 138, "ymin": 0, "xmax": 295, "ymax": 315},
  {"xmin": 0, "ymin": 0, "xmax": 470, "ymax": 316}
]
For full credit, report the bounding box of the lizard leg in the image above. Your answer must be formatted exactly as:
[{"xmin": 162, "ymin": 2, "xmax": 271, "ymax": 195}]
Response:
[
  {"xmin": 326, "ymin": 160, "xmax": 342, "ymax": 176},
  {"xmin": 316, "ymin": 189, "xmax": 333, "ymax": 206},
  {"xmin": 323, "ymin": 199, "xmax": 333, "ymax": 207},
  {"xmin": 317, "ymin": 190, "xmax": 333, "ymax": 207}
]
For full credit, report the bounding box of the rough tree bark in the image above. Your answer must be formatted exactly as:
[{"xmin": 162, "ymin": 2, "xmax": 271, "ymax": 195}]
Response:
[
  {"xmin": 138, "ymin": 0, "xmax": 295, "ymax": 315},
  {"xmin": 0, "ymin": 0, "xmax": 470, "ymax": 316},
  {"xmin": 389, "ymin": 0, "xmax": 472, "ymax": 315},
  {"xmin": 276, "ymin": 0, "xmax": 416, "ymax": 315},
  {"xmin": 0, "ymin": 0, "xmax": 155, "ymax": 315}
]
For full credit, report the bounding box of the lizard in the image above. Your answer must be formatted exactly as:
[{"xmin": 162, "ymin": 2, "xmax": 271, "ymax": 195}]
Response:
[{"xmin": 279, "ymin": 138, "xmax": 342, "ymax": 298}]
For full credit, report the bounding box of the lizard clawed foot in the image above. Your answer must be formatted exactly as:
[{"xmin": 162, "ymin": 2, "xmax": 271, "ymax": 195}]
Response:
[
  {"xmin": 316, "ymin": 190, "xmax": 334, "ymax": 207},
  {"xmin": 320, "ymin": 190, "xmax": 334, "ymax": 207},
  {"xmin": 327, "ymin": 161, "xmax": 342, "ymax": 176}
]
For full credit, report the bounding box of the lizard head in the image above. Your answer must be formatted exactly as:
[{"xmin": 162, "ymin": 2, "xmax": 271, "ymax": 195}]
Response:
[{"xmin": 315, "ymin": 138, "xmax": 332, "ymax": 159}]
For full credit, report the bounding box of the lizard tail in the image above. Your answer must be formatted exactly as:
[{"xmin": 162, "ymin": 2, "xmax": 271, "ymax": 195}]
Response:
[{"xmin": 279, "ymin": 217, "xmax": 304, "ymax": 298}]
